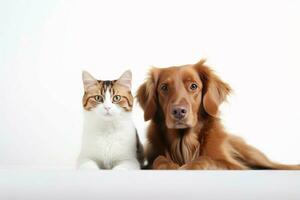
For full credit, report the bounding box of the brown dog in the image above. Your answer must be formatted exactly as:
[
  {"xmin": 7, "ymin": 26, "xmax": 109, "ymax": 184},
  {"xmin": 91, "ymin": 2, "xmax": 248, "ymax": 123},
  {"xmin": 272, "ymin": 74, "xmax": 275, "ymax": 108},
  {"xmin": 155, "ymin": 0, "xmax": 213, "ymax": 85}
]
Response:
[{"xmin": 137, "ymin": 59, "xmax": 300, "ymax": 169}]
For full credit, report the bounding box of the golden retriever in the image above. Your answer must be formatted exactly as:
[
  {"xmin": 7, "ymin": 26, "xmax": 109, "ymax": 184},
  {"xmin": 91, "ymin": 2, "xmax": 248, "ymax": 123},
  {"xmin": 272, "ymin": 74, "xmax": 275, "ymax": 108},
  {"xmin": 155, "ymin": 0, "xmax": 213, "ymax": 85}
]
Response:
[{"xmin": 137, "ymin": 59, "xmax": 300, "ymax": 170}]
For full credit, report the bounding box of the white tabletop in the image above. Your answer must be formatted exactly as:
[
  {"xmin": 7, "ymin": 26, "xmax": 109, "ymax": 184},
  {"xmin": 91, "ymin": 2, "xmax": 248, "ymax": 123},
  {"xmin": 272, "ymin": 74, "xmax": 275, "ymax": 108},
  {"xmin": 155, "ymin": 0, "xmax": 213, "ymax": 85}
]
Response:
[{"xmin": 0, "ymin": 169, "xmax": 299, "ymax": 200}]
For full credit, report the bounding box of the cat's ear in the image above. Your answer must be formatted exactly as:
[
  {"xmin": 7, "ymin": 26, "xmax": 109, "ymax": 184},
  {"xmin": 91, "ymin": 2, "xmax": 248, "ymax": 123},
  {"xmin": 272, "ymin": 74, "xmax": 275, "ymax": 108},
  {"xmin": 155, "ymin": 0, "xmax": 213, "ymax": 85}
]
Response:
[
  {"xmin": 82, "ymin": 71, "xmax": 98, "ymax": 91},
  {"xmin": 116, "ymin": 70, "xmax": 132, "ymax": 90}
]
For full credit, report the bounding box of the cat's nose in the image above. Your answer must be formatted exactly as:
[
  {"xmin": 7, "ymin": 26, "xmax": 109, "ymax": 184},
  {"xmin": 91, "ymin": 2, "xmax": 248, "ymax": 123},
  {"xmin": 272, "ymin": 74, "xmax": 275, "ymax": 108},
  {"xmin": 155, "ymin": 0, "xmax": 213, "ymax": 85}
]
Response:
[{"xmin": 104, "ymin": 106, "xmax": 111, "ymax": 111}]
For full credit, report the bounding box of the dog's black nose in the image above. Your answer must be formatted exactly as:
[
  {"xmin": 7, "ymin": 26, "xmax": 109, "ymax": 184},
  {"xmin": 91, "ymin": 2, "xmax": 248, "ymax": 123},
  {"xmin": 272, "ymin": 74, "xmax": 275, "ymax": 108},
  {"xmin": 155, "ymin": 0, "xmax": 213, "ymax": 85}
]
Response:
[{"xmin": 171, "ymin": 106, "xmax": 187, "ymax": 120}]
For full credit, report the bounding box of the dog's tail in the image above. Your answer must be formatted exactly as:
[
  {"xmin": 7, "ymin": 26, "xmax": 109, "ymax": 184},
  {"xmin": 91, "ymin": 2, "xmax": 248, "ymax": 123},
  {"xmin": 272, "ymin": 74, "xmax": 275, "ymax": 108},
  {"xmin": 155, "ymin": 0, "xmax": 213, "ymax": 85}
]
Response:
[{"xmin": 229, "ymin": 136, "xmax": 300, "ymax": 170}]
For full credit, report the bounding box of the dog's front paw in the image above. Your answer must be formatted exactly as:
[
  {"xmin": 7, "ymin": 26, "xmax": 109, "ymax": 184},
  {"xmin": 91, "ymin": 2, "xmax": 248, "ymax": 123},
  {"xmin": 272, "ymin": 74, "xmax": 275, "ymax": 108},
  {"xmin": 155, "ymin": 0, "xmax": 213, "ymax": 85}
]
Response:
[
  {"xmin": 152, "ymin": 155, "xmax": 179, "ymax": 170},
  {"xmin": 179, "ymin": 159, "xmax": 220, "ymax": 170},
  {"xmin": 179, "ymin": 162, "xmax": 211, "ymax": 170}
]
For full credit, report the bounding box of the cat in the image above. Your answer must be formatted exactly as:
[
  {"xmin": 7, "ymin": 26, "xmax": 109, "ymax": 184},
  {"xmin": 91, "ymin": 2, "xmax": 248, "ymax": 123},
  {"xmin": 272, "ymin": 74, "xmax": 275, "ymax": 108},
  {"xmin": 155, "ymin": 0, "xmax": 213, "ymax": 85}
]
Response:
[{"xmin": 77, "ymin": 70, "xmax": 144, "ymax": 170}]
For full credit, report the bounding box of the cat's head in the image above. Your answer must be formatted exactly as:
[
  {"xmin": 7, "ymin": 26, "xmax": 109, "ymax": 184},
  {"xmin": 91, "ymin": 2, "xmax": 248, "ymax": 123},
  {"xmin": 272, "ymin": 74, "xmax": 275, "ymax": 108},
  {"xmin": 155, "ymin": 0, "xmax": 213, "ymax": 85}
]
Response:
[{"xmin": 82, "ymin": 70, "xmax": 133, "ymax": 120}]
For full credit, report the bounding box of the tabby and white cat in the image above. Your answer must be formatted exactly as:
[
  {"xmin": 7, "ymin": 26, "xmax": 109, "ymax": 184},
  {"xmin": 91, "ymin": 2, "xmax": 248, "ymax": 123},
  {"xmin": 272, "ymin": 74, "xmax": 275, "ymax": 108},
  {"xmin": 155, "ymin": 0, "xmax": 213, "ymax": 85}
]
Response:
[{"xmin": 77, "ymin": 70, "xmax": 143, "ymax": 170}]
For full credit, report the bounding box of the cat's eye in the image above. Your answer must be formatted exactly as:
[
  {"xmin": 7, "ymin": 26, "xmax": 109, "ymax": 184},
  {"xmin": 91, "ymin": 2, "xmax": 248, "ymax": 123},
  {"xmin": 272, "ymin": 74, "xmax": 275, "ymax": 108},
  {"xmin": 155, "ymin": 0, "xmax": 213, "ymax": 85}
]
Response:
[
  {"xmin": 160, "ymin": 84, "xmax": 168, "ymax": 92},
  {"xmin": 94, "ymin": 95, "xmax": 103, "ymax": 102},
  {"xmin": 113, "ymin": 95, "xmax": 121, "ymax": 103},
  {"xmin": 190, "ymin": 83, "xmax": 198, "ymax": 90}
]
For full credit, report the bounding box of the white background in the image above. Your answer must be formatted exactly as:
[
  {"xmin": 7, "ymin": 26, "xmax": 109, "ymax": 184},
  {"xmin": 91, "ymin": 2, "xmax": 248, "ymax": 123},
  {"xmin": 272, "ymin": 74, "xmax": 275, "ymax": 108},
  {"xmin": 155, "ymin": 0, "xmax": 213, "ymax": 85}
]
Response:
[{"xmin": 0, "ymin": 0, "xmax": 299, "ymax": 169}]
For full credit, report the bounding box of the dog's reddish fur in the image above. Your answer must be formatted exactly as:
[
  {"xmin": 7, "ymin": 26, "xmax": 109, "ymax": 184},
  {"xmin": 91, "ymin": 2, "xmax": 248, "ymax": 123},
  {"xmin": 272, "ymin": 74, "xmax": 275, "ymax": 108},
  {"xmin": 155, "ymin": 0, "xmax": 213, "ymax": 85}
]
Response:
[{"xmin": 137, "ymin": 59, "xmax": 300, "ymax": 170}]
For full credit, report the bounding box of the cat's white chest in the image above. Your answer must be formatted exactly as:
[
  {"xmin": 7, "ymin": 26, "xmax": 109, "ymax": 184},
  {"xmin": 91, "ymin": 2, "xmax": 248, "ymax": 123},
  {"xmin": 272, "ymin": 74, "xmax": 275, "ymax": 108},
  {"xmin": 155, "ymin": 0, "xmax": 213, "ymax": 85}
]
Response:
[
  {"xmin": 78, "ymin": 116, "xmax": 138, "ymax": 169},
  {"xmin": 91, "ymin": 129, "xmax": 135, "ymax": 168}
]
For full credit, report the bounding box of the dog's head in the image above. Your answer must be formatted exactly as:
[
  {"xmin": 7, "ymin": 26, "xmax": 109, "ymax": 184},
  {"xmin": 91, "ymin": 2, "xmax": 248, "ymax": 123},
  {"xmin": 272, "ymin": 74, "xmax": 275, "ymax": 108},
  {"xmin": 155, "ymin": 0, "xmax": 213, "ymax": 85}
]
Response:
[{"xmin": 136, "ymin": 59, "xmax": 231, "ymax": 129}]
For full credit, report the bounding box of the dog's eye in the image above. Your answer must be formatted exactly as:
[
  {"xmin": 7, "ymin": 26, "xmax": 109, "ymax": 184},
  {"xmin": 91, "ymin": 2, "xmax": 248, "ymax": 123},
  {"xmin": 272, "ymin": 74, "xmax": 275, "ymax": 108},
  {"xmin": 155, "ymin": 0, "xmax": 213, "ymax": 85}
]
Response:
[
  {"xmin": 190, "ymin": 83, "xmax": 198, "ymax": 90},
  {"xmin": 160, "ymin": 84, "xmax": 168, "ymax": 92},
  {"xmin": 94, "ymin": 95, "xmax": 103, "ymax": 102},
  {"xmin": 113, "ymin": 95, "xmax": 121, "ymax": 103}
]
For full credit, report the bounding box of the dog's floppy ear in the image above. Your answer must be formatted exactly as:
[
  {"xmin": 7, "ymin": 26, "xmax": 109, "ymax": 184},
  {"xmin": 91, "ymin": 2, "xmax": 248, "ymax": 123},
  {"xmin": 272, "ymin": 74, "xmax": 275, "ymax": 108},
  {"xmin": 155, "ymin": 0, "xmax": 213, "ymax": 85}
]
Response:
[
  {"xmin": 195, "ymin": 60, "xmax": 231, "ymax": 117},
  {"xmin": 136, "ymin": 68, "xmax": 160, "ymax": 121}
]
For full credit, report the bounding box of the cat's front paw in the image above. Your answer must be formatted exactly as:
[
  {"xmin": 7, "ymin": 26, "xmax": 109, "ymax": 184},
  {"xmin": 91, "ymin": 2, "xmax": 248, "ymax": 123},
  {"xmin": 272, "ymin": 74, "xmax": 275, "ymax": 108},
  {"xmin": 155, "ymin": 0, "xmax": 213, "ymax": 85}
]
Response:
[
  {"xmin": 112, "ymin": 160, "xmax": 140, "ymax": 170},
  {"xmin": 78, "ymin": 160, "xmax": 99, "ymax": 170}
]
